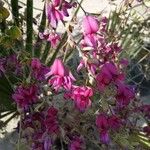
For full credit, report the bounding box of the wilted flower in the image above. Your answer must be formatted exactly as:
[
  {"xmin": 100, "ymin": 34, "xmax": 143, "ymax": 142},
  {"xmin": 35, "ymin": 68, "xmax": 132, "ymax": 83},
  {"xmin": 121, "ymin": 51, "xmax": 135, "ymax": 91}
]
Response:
[{"xmin": 46, "ymin": 59, "xmax": 75, "ymax": 91}]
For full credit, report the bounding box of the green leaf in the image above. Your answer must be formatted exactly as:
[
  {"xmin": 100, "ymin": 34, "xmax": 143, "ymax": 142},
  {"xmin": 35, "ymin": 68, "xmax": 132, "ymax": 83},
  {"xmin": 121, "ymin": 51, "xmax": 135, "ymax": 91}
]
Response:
[
  {"xmin": 0, "ymin": 36, "xmax": 13, "ymax": 48},
  {"xmin": 0, "ymin": 76, "xmax": 16, "ymax": 112},
  {"xmin": 6, "ymin": 26, "xmax": 22, "ymax": 40},
  {"xmin": 41, "ymin": 42, "xmax": 51, "ymax": 63},
  {"xmin": 0, "ymin": 13, "xmax": 3, "ymax": 23},
  {"xmin": 0, "ymin": 7, "xmax": 10, "ymax": 20},
  {"xmin": 26, "ymin": 0, "xmax": 33, "ymax": 54}
]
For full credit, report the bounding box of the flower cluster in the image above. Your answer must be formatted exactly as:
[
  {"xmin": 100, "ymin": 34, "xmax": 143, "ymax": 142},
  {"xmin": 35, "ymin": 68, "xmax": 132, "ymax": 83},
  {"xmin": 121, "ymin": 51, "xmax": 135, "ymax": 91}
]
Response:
[
  {"xmin": 39, "ymin": 30, "xmax": 60, "ymax": 48},
  {"xmin": 46, "ymin": 0, "xmax": 76, "ymax": 28},
  {"xmin": 96, "ymin": 114, "xmax": 122, "ymax": 143},
  {"xmin": 6, "ymin": 1, "xmax": 149, "ymax": 150},
  {"xmin": 12, "ymin": 84, "xmax": 39, "ymax": 110},
  {"xmin": 31, "ymin": 58, "xmax": 49, "ymax": 81}
]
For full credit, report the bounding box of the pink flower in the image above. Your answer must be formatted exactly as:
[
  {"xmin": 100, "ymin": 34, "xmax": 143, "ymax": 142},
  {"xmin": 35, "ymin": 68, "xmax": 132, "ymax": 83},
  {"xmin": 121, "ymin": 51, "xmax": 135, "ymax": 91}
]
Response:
[
  {"xmin": 68, "ymin": 86, "xmax": 93, "ymax": 111},
  {"xmin": 46, "ymin": 59, "xmax": 75, "ymax": 91},
  {"xmin": 61, "ymin": 1, "xmax": 76, "ymax": 17},
  {"xmin": 115, "ymin": 83, "xmax": 135, "ymax": 108},
  {"xmin": 46, "ymin": 0, "xmax": 75, "ymax": 28},
  {"xmin": 47, "ymin": 32, "xmax": 60, "ymax": 48},
  {"xmin": 69, "ymin": 136, "xmax": 84, "ymax": 150},
  {"xmin": 82, "ymin": 16, "xmax": 99, "ymax": 35},
  {"xmin": 82, "ymin": 33, "xmax": 98, "ymax": 48},
  {"xmin": 100, "ymin": 17, "xmax": 108, "ymax": 32},
  {"xmin": 39, "ymin": 31, "xmax": 60, "ymax": 48},
  {"xmin": 46, "ymin": 2, "xmax": 63, "ymax": 28},
  {"xmin": 77, "ymin": 59, "xmax": 99, "ymax": 75},
  {"xmin": 12, "ymin": 84, "xmax": 39, "ymax": 109}
]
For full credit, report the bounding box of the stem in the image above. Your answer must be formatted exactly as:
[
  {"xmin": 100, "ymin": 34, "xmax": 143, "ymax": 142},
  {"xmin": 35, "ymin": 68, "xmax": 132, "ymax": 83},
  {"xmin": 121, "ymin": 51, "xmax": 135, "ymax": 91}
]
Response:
[
  {"xmin": 76, "ymin": 0, "xmax": 87, "ymax": 15},
  {"xmin": 47, "ymin": 0, "xmax": 84, "ymax": 65},
  {"xmin": 41, "ymin": 42, "xmax": 51, "ymax": 63},
  {"xmin": 47, "ymin": 32, "xmax": 67, "ymax": 66},
  {"xmin": 34, "ymin": 4, "xmax": 46, "ymax": 58},
  {"xmin": 26, "ymin": 0, "xmax": 33, "ymax": 54},
  {"xmin": 11, "ymin": 0, "xmax": 19, "ymax": 26},
  {"xmin": 17, "ymin": 116, "xmax": 22, "ymax": 150}
]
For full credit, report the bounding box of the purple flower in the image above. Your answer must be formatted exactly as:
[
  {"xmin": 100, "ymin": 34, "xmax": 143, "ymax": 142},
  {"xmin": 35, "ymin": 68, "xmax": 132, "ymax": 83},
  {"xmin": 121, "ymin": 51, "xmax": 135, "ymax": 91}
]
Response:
[
  {"xmin": 96, "ymin": 114, "xmax": 122, "ymax": 144},
  {"xmin": 44, "ymin": 136, "xmax": 52, "ymax": 150},
  {"xmin": 108, "ymin": 115, "xmax": 122, "ymax": 130},
  {"xmin": 138, "ymin": 105, "xmax": 150, "ymax": 119},
  {"xmin": 46, "ymin": 59, "xmax": 75, "ymax": 91},
  {"xmin": 96, "ymin": 114, "xmax": 109, "ymax": 130},
  {"xmin": 143, "ymin": 126, "xmax": 150, "ymax": 136},
  {"xmin": 115, "ymin": 83, "xmax": 135, "ymax": 108},
  {"xmin": 12, "ymin": 84, "xmax": 39, "ymax": 109},
  {"xmin": 69, "ymin": 136, "xmax": 84, "ymax": 150},
  {"xmin": 96, "ymin": 62, "xmax": 124, "ymax": 92},
  {"xmin": 31, "ymin": 58, "xmax": 49, "ymax": 81},
  {"xmin": 100, "ymin": 130, "xmax": 110, "ymax": 144},
  {"xmin": 44, "ymin": 107, "xmax": 59, "ymax": 135}
]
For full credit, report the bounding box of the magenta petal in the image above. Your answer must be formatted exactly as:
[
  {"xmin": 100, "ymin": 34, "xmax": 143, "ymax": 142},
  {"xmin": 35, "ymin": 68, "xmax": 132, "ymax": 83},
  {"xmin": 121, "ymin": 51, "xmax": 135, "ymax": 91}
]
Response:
[
  {"xmin": 100, "ymin": 130, "xmax": 110, "ymax": 144},
  {"xmin": 82, "ymin": 16, "xmax": 99, "ymax": 35},
  {"xmin": 51, "ymin": 14, "xmax": 57, "ymax": 28},
  {"xmin": 77, "ymin": 60, "xmax": 85, "ymax": 72},
  {"xmin": 53, "ymin": 0, "xmax": 60, "ymax": 7},
  {"xmin": 55, "ymin": 10, "xmax": 63, "ymax": 21}
]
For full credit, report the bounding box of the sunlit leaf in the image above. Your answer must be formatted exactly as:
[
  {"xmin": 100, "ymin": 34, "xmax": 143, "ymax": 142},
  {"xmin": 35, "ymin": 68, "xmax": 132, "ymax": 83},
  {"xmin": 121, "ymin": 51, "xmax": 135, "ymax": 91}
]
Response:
[
  {"xmin": 0, "ymin": 7, "xmax": 10, "ymax": 20},
  {"xmin": 6, "ymin": 26, "xmax": 22, "ymax": 40}
]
